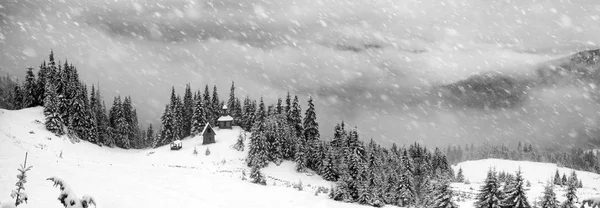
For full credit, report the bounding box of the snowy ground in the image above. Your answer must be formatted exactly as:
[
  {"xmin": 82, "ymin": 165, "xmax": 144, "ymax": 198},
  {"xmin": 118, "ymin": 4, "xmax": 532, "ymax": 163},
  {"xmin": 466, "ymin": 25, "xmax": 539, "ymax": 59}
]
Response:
[
  {"xmin": 0, "ymin": 107, "xmax": 364, "ymax": 208},
  {"xmin": 452, "ymin": 159, "xmax": 600, "ymax": 207},
  {"xmin": 1, "ymin": 107, "xmax": 599, "ymax": 207}
]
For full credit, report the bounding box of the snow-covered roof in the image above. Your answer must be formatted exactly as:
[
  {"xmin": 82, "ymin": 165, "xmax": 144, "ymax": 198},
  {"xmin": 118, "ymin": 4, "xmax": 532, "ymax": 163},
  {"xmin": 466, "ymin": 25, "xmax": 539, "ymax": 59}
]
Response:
[
  {"xmin": 172, "ymin": 140, "xmax": 182, "ymax": 145},
  {"xmin": 217, "ymin": 115, "xmax": 233, "ymax": 122},
  {"xmin": 222, "ymin": 104, "xmax": 228, "ymax": 110},
  {"xmin": 200, "ymin": 122, "xmax": 215, "ymax": 135}
]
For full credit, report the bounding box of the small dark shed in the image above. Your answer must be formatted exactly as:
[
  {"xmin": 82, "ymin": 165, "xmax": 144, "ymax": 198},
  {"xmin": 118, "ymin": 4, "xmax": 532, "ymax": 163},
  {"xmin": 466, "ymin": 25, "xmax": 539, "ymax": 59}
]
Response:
[{"xmin": 200, "ymin": 123, "xmax": 216, "ymax": 145}]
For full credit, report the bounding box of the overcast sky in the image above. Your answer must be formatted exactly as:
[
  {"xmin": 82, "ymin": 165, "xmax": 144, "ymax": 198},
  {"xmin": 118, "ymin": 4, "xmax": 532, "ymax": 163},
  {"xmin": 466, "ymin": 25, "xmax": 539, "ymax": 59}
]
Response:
[{"xmin": 2, "ymin": 0, "xmax": 600, "ymax": 147}]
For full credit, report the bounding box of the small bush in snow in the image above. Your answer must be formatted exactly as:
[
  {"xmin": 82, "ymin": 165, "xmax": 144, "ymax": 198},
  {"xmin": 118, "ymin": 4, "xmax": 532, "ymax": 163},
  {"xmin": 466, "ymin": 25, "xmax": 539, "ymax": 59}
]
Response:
[
  {"xmin": 205, "ymin": 148, "xmax": 211, "ymax": 156},
  {"xmin": 232, "ymin": 133, "xmax": 245, "ymax": 151},
  {"xmin": 249, "ymin": 166, "xmax": 266, "ymax": 185},
  {"xmin": 241, "ymin": 170, "xmax": 247, "ymax": 181},
  {"xmin": 193, "ymin": 147, "xmax": 198, "ymax": 155},
  {"xmin": 293, "ymin": 180, "xmax": 303, "ymax": 191},
  {"xmin": 10, "ymin": 153, "xmax": 32, "ymax": 207},
  {"xmin": 59, "ymin": 151, "xmax": 63, "ymax": 159},
  {"xmin": 314, "ymin": 186, "xmax": 328, "ymax": 196},
  {"xmin": 47, "ymin": 177, "xmax": 96, "ymax": 208}
]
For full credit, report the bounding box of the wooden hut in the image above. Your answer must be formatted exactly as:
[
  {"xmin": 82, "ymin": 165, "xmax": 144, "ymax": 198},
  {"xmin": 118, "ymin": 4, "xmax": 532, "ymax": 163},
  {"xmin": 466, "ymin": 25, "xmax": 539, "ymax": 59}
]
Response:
[
  {"xmin": 217, "ymin": 104, "xmax": 234, "ymax": 129},
  {"xmin": 200, "ymin": 123, "xmax": 216, "ymax": 145}
]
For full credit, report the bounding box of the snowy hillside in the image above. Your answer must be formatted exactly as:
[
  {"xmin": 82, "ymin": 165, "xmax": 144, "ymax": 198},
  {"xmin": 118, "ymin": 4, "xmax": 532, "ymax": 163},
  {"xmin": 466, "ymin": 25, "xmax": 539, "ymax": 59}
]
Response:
[
  {"xmin": 2, "ymin": 107, "xmax": 599, "ymax": 208},
  {"xmin": 452, "ymin": 159, "xmax": 600, "ymax": 207},
  {"xmin": 0, "ymin": 107, "xmax": 365, "ymax": 208}
]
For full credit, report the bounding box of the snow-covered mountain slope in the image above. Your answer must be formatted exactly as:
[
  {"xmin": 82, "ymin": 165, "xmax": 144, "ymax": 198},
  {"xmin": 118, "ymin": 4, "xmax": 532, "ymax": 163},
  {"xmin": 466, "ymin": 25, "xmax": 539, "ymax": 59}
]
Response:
[
  {"xmin": 452, "ymin": 159, "xmax": 600, "ymax": 207},
  {"xmin": 0, "ymin": 107, "xmax": 364, "ymax": 208}
]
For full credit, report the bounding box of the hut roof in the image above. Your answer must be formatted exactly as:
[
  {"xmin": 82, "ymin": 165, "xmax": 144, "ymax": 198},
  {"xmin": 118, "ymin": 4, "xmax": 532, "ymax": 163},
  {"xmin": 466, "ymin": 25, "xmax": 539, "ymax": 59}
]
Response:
[
  {"xmin": 200, "ymin": 122, "xmax": 215, "ymax": 135},
  {"xmin": 217, "ymin": 115, "xmax": 234, "ymax": 122}
]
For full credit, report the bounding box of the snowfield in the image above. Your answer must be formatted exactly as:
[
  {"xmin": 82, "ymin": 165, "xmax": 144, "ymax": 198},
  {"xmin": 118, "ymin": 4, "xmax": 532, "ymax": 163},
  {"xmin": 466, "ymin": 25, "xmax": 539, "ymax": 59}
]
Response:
[
  {"xmin": 1, "ymin": 107, "xmax": 599, "ymax": 207},
  {"xmin": 0, "ymin": 107, "xmax": 361, "ymax": 208},
  {"xmin": 452, "ymin": 159, "xmax": 600, "ymax": 207}
]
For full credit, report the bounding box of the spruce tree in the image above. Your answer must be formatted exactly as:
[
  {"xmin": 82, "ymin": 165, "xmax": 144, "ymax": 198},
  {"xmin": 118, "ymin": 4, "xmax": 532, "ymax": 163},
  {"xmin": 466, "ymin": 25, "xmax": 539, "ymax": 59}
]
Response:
[
  {"xmin": 289, "ymin": 95, "xmax": 303, "ymax": 137},
  {"xmin": 432, "ymin": 183, "xmax": 458, "ymax": 208},
  {"xmin": 212, "ymin": 85, "xmax": 220, "ymax": 117},
  {"xmin": 303, "ymin": 96, "xmax": 319, "ymax": 142},
  {"xmin": 228, "ymin": 81, "xmax": 236, "ymax": 111},
  {"xmin": 250, "ymin": 166, "xmax": 266, "ymax": 185},
  {"xmin": 276, "ymin": 98, "xmax": 282, "ymax": 114},
  {"xmin": 159, "ymin": 105, "xmax": 175, "ymax": 146},
  {"xmin": 11, "ymin": 153, "xmax": 32, "ymax": 207},
  {"xmin": 540, "ymin": 182, "xmax": 559, "ymax": 208},
  {"xmin": 191, "ymin": 99, "xmax": 207, "ymax": 135},
  {"xmin": 456, "ymin": 167, "xmax": 465, "ymax": 183},
  {"xmin": 22, "ymin": 67, "xmax": 37, "ymax": 108},
  {"xmin": 474, "ymin": 168, "xmax": 502, "ymax": 208},
  {"xmin": 203, "ymin": 85, "xmax": 213, "ymax": 125},
  {"xmin": 36, "ymin": 62, "xmax": 48, "ymax": 106},
  {"xmin": 246, "ymin": 119, "xmax": 269, "ymax": 168},
  {"xmin": 562, "ymin": 177, "xmax": 578, "ymax": 208},
  {"xmin": 501, "ymin": 169, "xmax": 530, "ymax": 208},
  {"xmin": 182, "ymin": 84, "xmax": 194, "ymax": 137},
  {"xmin": 146, "ymin": 124, "xmax": 154, "ymax": 148},
  {"xmin": 44, "ymin": 82, "xmax": 64, "ymax": 136},
  {"xmin": 554, "ymin": 170, "xmax": 561, "ymax": 186}
]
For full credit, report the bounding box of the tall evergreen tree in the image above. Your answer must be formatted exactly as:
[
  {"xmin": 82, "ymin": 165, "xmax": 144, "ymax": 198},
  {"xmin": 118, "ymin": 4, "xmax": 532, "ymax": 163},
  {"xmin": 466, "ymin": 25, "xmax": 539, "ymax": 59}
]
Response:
[
  {"xmin": 540, "ymin": 182, "xmax": 559, "ymax": 208},
  {"xmin": 22, "ymin": 67, "xmax": 37, "ymax": 108},
  {"xmin": 501, "ymin": 169, "xmax": 530, "ymax": 208},
  {"xmin": 554, "ymin": 170, "xmax": 561, "ymax": 186},
  {"xmin": 456, "ymin": 167, "xmax": 465, "ymax": 183},
  {"xmin": 212, "ymin": 85, "xmax": 220, "ymax": 117},
  {"xmin": 203, "ymin": 85, "xmax": 214, "ymax": 125},
  {"xmin": 432, "ymin": 183, "xmax": 458, "ymax": 208},
  {"xmin": 146, "ymin": 124, "xmax": 155, "ymax": 148},
  {"xmin": 228, "ymin": 81, "xmax": 236, "ymax": 111},
  {"xmin": 562, "ymin": 177, "xmax": 578, "ymax": 208},
  {"xmin": 159, "ymin": 105, "xmax": 175, "ymax": 146},
  {"xmin": 182, "ymin": 84, "xmax": 194, "ymax": 137},
  {"xmin": 191, "ymin": 98, "xmax": 208, "ymax": 135},
  {"xmin": 475, "ymin": 168, "xmax": 502, "ymax": 208},
  {"xmin": 43, "ymin": 82, "xmax": 64, "ymax": 135},
  {"xmin": 289, "ymin": 95, "xmax": 303, "ymax": 137}
]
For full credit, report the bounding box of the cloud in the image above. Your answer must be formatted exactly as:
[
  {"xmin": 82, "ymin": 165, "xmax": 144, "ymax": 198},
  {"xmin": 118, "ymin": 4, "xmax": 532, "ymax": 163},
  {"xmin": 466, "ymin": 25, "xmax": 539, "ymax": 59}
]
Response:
[{"xmin": 2, "ymin": 0, "xmax": 600, "ymax": 147}]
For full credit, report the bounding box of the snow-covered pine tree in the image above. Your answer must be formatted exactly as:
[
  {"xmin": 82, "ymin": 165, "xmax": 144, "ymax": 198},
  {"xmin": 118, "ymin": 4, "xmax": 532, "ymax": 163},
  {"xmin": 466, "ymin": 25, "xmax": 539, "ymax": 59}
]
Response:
[
  {"xmin": 22, "ymin": 67, "xmax": 37, "ymax": 108},
  {"xmin": 320, "ymin": 145, "xmax": 337, "ymax": 181},
  {"xmin": 540, "ymin": 182, "xmax": 559, "ymax": 208},
  {"xmin": 11, "ymin": 153, "xmax": 32, "ymax": 207},
  {"xmin": 561, "ymin": 174, "xmax": 567, "ymax": 186},
  {"xmin": 44, "ymin": 82, "xmax": 64, "ymax": 136},
  {"xmin": 246, "ymin": 119, "xmax": 269, "ymax": 168},
  {"xmin": 233, "ymin": 132, "xmax": 245, "ymax": 151},
  {"xmin": 211, "ymin": 85, "xmax": 220, "ymax": 117},
  {"xmin": 432, "ymin": 182, "xmax": 458, "ymax": 208},
  {"xmin": 474, "ymin": 168, "xmax": 503, "ymax": 208},
  {"xmin": 146, "ymin": 124, "xmax": 154, "ymax": 148},
  {"xmin": 249, "ymin": 166, "xmax": 266, "ymax": 185},
  {"xmin": 47, "ymin": 177, "xmax": 96, "ymax": 208},
  {"xmin": 35, "ymin": 62, "xmax": 48, "ymax": 106},
  {"xmin": 254, "ymin": 97, "xmax": 266, "ymax": 124},
  {"xmin": 303, "ymin": 96, "xmax": 320, "ymax": 170},
  {"xmin": 501, "ymin": 169, "xmax": 531, "ymax": 208},
  {"xmin": 456, "ymin": 167, "xmax": 465, "ymax": 183},
  {"xmin": 191, "ymin": 99, "xmax": 207, "ymax": 135},
  {"xmin": 285, "ymin": 91, "xmax": 291, "ymax": 114},
  {"xmin": 172, "ymin": 94, "xmax": 184, "ymax": 139},
  {"xmin": 203, "ymin": 85, "xmax": 213, "ymax": 125},
  {"xmin": 182, "ymin": 84, "xmax": 194, "ymax": 138},
  {"xmin": 227, "ymin": 81, "xmax": 236, "ymax": 112},
  {"xmin": 562, "ymin": 177, "xmax": 578, "ymax": 208},
  {"xmin": 276, "ymin": 98, "xmax": 282, "ymax": 114},
  {"xmin": 554, "ymin": 170, "xmax": 561, "ymax": 186},
  {"xmin": 289, "ymin": 95, "xmax": 303, "ymax": 138},
  {"xmin": 241, "ymin": 96, "xmax": 255, "ymax": 131},
  {"xmin": 159, "ymin": 105, "xmax": 175, "ymax": 146}
]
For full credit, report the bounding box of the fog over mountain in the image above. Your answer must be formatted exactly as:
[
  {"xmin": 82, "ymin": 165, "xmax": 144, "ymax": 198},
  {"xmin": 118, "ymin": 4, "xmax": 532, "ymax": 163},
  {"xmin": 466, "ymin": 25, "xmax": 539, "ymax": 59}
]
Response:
[{"xmin": 3, "ymin": 0, "xmax": 600, "ymax": 147}]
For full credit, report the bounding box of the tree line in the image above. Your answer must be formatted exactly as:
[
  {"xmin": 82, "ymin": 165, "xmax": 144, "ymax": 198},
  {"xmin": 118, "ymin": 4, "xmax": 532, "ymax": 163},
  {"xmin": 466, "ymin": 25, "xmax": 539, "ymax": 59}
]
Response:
[
  {"xmin": 445, "ymin": 142, "xmax": 600, "ymax": 174},
  {"xmin": 6, "ymin": 51, "xmax": 147, "ymax": 148},
  {"xmin": 243, "ymin": 94, "xmax": 456, "ymax": 207}
]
